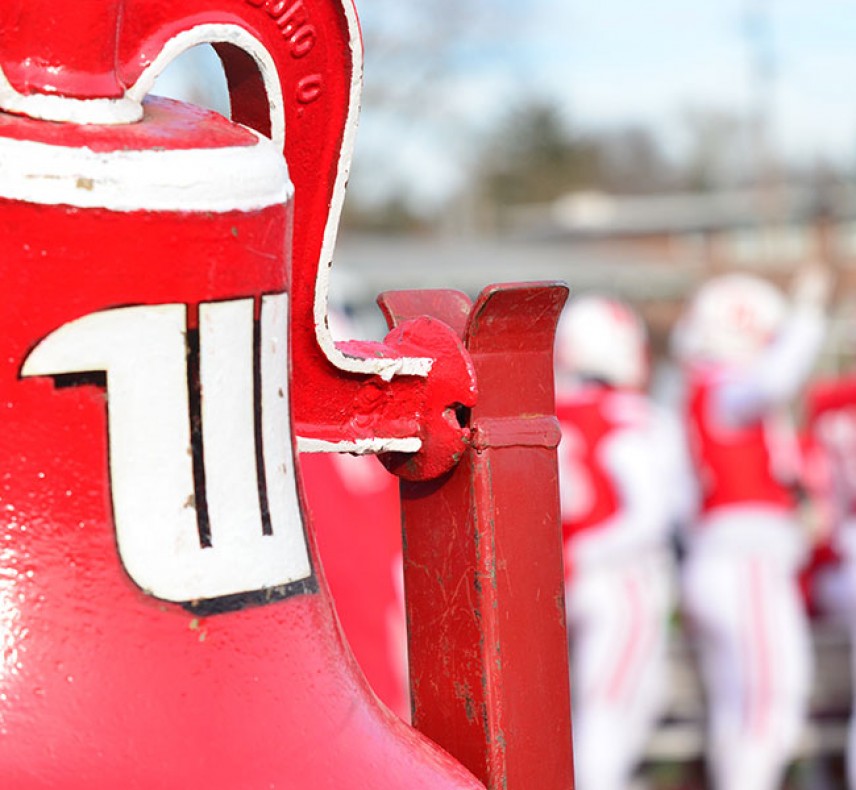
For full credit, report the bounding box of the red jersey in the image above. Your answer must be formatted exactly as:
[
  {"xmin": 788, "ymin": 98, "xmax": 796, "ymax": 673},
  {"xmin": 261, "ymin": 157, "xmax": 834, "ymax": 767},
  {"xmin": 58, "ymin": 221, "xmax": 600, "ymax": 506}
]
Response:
[
  {"xmin": 685, "ymin": 368, "xmax": 795, "ymax": 515},
  {"xmin": 558, "ymin": 384, "xmax": 689, "ymax": 583},
  {"xmin": 556, "ymin": 386, "xmax": 657, "ymax": 541},
  {"xmin": 805, "ymin": 376, "xmax": 856, "ymax": 526}
]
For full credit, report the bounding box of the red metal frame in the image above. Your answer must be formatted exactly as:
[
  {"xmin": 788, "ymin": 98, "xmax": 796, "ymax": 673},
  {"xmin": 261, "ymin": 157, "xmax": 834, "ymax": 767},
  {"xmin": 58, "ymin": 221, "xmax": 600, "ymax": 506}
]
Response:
[{"xmin": 380, "ymin": 284, "xmax": 575, "ymax": 790}]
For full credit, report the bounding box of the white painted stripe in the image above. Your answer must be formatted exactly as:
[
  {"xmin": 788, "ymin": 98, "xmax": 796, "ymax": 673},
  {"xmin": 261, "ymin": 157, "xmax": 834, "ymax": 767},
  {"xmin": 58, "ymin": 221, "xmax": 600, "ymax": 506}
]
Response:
[
  {"xmin": 0, "ymin": 68, "xmax": 142, "ymax": 125},
  {"xmin": 312, "ymin": 1, "xmax": 433, "ymax": 380},
  {"xmin": 127, "ymin": 24, "xmax": 286, "ymax": 150},
  {"xmin": 260, "ymin": 295, "xmax": 313, "ymax": 582},
  {"xmin": 297, "ymin": 436, "xmax": 422, "ymax": 455},
  {"xmin": 0, "ymin": 132, "xmax": 291, "ymax": 212},
  {"xmin": 199, "ymin": 300, "xmax": 264, "ymax": 548}
]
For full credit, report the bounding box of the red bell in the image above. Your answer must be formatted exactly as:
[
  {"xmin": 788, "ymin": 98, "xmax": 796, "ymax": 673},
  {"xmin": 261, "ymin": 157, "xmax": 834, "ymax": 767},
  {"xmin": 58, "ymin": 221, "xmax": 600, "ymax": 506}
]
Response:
[{"xmin": 0, "ymin": 2, "xmax": 484, "ymax": 786}]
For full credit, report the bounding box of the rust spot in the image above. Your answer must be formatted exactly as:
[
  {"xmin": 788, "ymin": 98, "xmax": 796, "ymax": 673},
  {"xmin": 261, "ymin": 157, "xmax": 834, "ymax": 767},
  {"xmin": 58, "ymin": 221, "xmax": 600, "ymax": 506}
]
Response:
[
  {"xmin": 189, "ymin": 617, "xmax": 208, "ymax": 642},
  {"xmin": 454, "ymin": 681, "xmax": 476, "ymax": 723},
  {"xmin": 76, "ymin": 177, "xmax": 94, "ymax": 191}
]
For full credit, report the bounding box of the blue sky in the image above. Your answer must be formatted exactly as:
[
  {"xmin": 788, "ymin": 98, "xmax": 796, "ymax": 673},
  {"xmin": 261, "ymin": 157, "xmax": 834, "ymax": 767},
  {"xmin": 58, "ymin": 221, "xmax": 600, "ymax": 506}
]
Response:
[
  {"xmin": 153, "ymin": 1, "xmax": 856, "ymax": 211},
  {"xmin": 350, "ymin": 0, "xmax": 856, "ymax": 210},
  {"xmin": 538, "ymin": 0, "xmax": 856, "ymax": 155}
]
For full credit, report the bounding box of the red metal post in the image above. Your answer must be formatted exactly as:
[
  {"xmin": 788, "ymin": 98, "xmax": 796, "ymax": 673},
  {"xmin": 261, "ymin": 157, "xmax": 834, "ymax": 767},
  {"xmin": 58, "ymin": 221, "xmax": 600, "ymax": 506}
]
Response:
[{"xmin": 379, "ymin": 284, "xmax": 575, "ymax": 790}]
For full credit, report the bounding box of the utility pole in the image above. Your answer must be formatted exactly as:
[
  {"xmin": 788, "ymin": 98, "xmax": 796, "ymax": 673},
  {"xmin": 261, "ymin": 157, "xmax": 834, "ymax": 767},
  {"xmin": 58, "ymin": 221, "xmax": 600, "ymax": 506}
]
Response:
[{"xmin": 743, "ymin": 0, "xmax": 779, "ymax": 264}]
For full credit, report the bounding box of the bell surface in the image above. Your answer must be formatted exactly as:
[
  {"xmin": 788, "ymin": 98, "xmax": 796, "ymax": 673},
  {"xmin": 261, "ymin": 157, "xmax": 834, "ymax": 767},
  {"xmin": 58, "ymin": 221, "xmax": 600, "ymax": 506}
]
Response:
[{"xmin": 0, "ymin": 90, "xmax": 481, "ymax": 789}]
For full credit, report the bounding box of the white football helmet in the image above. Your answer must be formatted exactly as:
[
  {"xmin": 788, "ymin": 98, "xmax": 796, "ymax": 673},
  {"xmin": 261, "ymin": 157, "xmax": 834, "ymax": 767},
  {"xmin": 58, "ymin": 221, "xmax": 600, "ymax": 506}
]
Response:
[
  {"xmin": 673, "ymin": 273, "xmax": 786, "ymax": 366},
  {"xmin": 556, "ymin": 295, "xmax": 648, "ymax": 389}
]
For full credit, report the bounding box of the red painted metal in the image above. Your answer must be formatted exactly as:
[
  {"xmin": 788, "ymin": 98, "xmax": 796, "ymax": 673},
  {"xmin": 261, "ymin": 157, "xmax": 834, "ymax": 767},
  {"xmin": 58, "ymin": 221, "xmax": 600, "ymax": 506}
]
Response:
[
  {"xmin": 0, "ymin": 0, "xmax": 477, "ymax": 478},
  {"xmin": 300, "ymin": 451, "xmax": 409, "ymax": 718},
  {"xmin": 0, "ymin": 1, "xmax": 482, "ymax": 786},
  {"xmin": 379, "ymin": 285, "xmax": 576, "ymax": 790},
  {"xmin": 0, "ymin": 2, "xmax": 127, "ymax": 99},
  {"xmin": 0, "ymin": 2, "xmax": 575, "ymax": 787}
]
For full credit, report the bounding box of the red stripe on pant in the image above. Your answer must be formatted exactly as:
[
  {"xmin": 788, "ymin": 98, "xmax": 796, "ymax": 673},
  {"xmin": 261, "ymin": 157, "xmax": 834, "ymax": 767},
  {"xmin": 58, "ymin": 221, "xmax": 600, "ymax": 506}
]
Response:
[
  {"xmin": 745, "ymin": 558, "xmax": 773, "ymax": 738},
  {"xmin": 602, "ymin": 571, "xmax": 649, "ymax": 704}
]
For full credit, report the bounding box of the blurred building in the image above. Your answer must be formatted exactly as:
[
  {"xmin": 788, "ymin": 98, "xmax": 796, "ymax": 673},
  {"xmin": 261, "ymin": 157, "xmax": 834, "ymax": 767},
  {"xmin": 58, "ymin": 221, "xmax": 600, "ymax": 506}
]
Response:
[
  {"xmin": 336, "ymin": 183, "xmax": 856, "ymax": 373},
  {"xmin": 512, "ymin": 185, "xmax": 856, "ymax": 277}
]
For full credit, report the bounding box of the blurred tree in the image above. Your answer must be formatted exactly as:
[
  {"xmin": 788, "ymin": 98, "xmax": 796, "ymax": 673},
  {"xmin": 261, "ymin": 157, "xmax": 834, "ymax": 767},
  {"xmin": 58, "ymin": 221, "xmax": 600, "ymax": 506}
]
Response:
[
  {"xmin": 343, "ymin": 0, "xmax": 531, "ymax": 230},
  {"xmin": 596, "ymin": 126, "xmax": 676, "ymax": 194},
  {"xmin": 680, "ymin": 107, "xmax": 748, "ymax": 191},
  {"xmin": 357, "ymin": 0, "xmax": 493, "ymax": 109},
  {"xmin": 341, "ymin": 191, "xmax": 432, "ymax": 235},
  {"xmin": 477, "ymin": 102, "xmax": 602, "ymax": 208}
]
